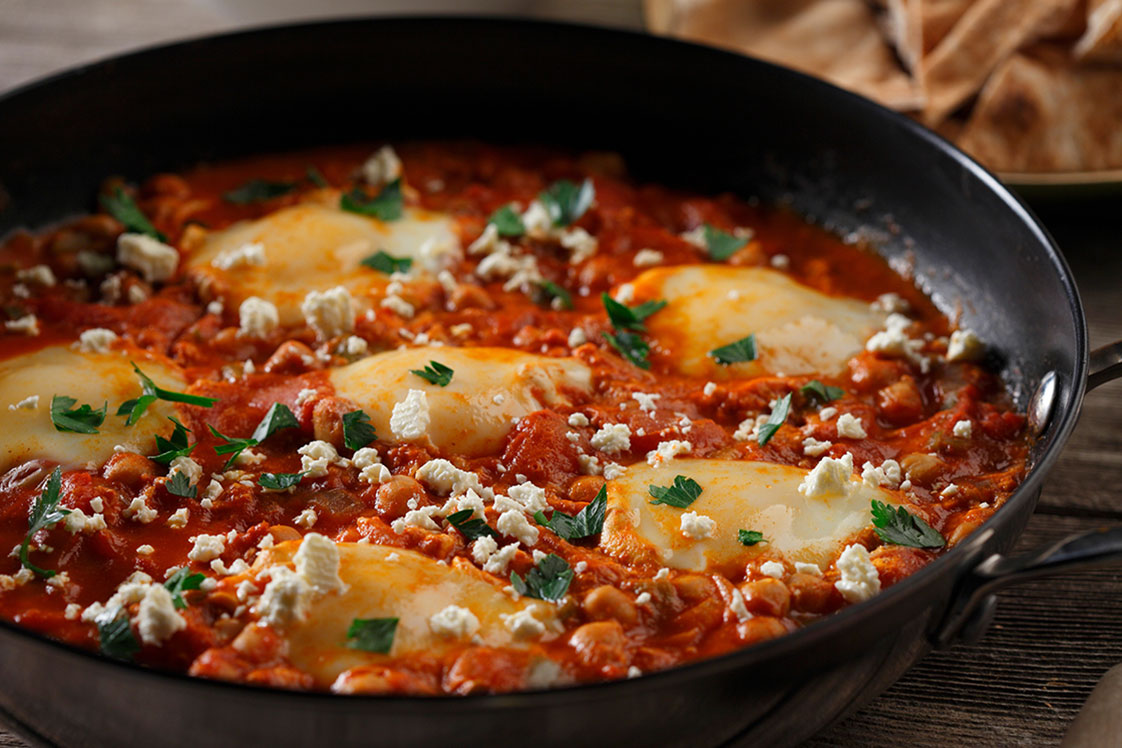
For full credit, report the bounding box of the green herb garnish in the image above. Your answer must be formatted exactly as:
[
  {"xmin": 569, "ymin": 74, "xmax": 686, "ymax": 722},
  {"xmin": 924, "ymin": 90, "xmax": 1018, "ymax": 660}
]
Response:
[
  {"xmin": 870, "ymin": 500, "xmax": 946, "ymax": 549},
  {"xmin": 164, "ymin": 567, "xmax": 205, "ymax": 610},
  {"xmin": 150, "ymin": 417, "xmax": 196, "ymax": 464},
  {"xmin": 602, "ymin": 293, "xmax": 666, "ymax": 332},
  {"xmin": 534, "ymin": 485, "xmax": 606, "ymax": 540},
  {"xmin": 648, "ymin": 475, "xmax": 703, "ymax": 509},
  {"xmin": 602, "ymin": 330, "xmax": 652, "ymax": 370},
  {"xmin": 340, "ymin": 178, "xmax": 404, "ymax": 221},
  {"xmin": 19, "ymin": 467, "xmax": 68, "ymax": 578},
  {"xmin": 409, "ymin": 361, "xmax": 454, "ymax": 388},
  {"xmin": 488, "ymin": 204, "xmax": 526, "ymax": 236},
  {"xmin": 510, "ymin": 553, "xmax": 573, "ymax": 602},
  {"xmin": 341, "ymin": 409, "xmax": 377, "ymax": 451},
  {"xmin": 801, "ymin": 380, "xmax": 845, "ymax": 404},
  {"xmin": 346, "ymin": 617, "xmax": 398, "ymax": 654},
  {"xmin": 444, "ymin": 509, "xmax": 498, "ymax": 541},
  {"xmin": 539, "ymin": 179, "xmax": 594, "ymax": 227},
  {"xmin": 251, "ymin": 403, "xmax": 299, "ymax": 443},
  {"xmin": 534, "ymin": 280, "xmax": 573, "ymax": 311},
  {"xmin": 50, "ymin": 395, "xmax": 107, "ymax": 434},
  {"xmin": 166, "ymin": 470, "xmax": 196, "ymax": 498},
  {"xmin": 361, "ymin": 250, "xmax": 413, "ymax": 275},
  {"xmin": 208, "ymin": 425, "xmax": 257, "ymax": 469},
  {"xmin": 258, "ymin": 472, "xmax": 305, "ymax": 491},
  {"xmin": 757, "ymin": 393, "xmax": 792, "ymax": 446},
  {"xmin": 738, "ymin": 529, "xmax": 766, "ymax": 546},
  {"xmin": 118, "ymin": 364, "xmax": 217, "ymax": 426},
  {"xmin": 99, "ymin": 186, "xmax": 164, "ymax": 240},
  {"xmin": 702, "ymin": 224, "xmax": 746, "ymax": 261},
  {"xmin": 223, "ymin": 179, "xmax": 297, "ymax": 205},
  {"xmin": 709, "ymin": 334, "xmax": 757, "ymax": 365},
  {"xmin": 98, "ymin": 615, "xmax": 140, "ymax": 661}
]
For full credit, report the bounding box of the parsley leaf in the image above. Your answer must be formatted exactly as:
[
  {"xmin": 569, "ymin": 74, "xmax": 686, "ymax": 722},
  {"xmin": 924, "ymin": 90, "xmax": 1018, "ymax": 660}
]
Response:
[
  {"xmin": 19, "ymin": 467, "xmax": 68, "ymax": 578},
  {"xmin": 510, "ymin": 553, "xmax": 573, "ymax": 602},
  {"xmin": 360, "ymin": 250, "xmax": 413, "ymax": 275},
  {"xmin": 801, "ymin": 380, "xmax": 845, "ymax": 404},
  {"xmin": 870, "ymin": 500, "xmax": 946, "ymax": 549},
  {"xmin": 702, "ymin": 224, "xmax": 746, "ymax": 261},
  {"xmin": 258, "ymin": 472, "xmax": 305, "ymax": 491},
  {"xmin": 757, "ymin": 393, "xmax": 792, "ymax": 446},
  {"xmin": 223, "ymin": 179, "xmax": 297, "ymax": 205},
  {"xmin": 251, "ymin": 402, "xmax": 299, "ymax": 444},
  {"xmin": 340, "ymin": 178, "xmax": 404, "ymax": 221},
  {"xmin": 539, "ymin": 179, "xmax": 594, "ymax": 227},
  {"xmin": 164, "ymin": 567, "xmax": 205, "ymax": 609},
  {"xmin": 99, "ymin": 186, "xmax": 164, "ymax": 240},
  {"xmin": 709, "ymin": 334, "xmax": 757, "ymax": 365},
  {"xmin": 444, "ymin": 509, "xmax": 498, "ymax": 541},
  {"xmin": 534, "ymin": 280, "xmax": 573, "ymax": 311},
  {"xmin": 346, "ymin": 617, "xmax": 398, "ymax": 654},
  {"xmin": 409, "ymin": 361, "xmax": 454, "ymax": 388},
  {"xmin": 738, "ymin": 529, "xmax": 766, "ymax": 546},
  {"xmin": 119, "ymin": 364, "xmax": 217, "ymax": 425},
  {"xmin": 601, "ymin": 293, "xmax": 665, "ymax": 332},
  {"xmin": 648, "ymin": 475, "xmax": 703, "ymax": 508},
  {"xmin": 305, "ymin": 165, "xmax": 328, "ymax": 188},
  {"xmin": 488, "ymin": 204, "xmax": 526, "ymax": 236},
  {"xmin": 602, "ymin": 330, "xmax": 652, "ymax": 370},
  {"xmin": 534, "ymin": 485, "xmax": 606, "ymax": 540},
  {"xmin": 341, "ymin": 410, "xmax": 377, "ymax": 450},
  {"xmin": 150, "ymin": 416, "xmax": 196, "ymax": 464},
  {"xmin": 98, "ymin": 615, "xmax": 139, "ymax": 661},
  {"xmin": 166, "ymin": 470, "xmax": 196, "ymax": 498},
  {"xmin": 208, "ymin": 425, "xmax": 257, "ymax": 469},
  {"xmin": 50, "ymin": 395, "xmax": 107, "ymax": 434}
]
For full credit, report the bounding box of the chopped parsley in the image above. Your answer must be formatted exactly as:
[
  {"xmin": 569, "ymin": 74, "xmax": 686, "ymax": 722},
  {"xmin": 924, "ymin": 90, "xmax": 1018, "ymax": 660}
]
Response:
[
  {"xmin": 488, "ymin": 204, "xmax": 526, "ymax": 236},
  {"xmin": 340, "ymin": 178, "xmax": 404, "ymax": 221},
  {"xmin": 150, "ymin": 417, "xmax": 196, "ymax": 464},
  {"xmin": 510, "ymin": 553, "xmax": 573, "ymax": 602},
  {"xmin": 251, "ymin": 402, "xmax": 299, "ymax": 443},
  {"xmin": 341, "ymin": 409, "xmax": 377, "ymax": 450},
  {"xmin": 602, "ymin": 293, "xmax": 666, "ymax": 332},
  {"xmin": 258, "ymin": 472, "xmax": 305, "ymax": 491},
  {"xmin": 98, "ymin": 615, "xmax": 139, "ymax": 661},
  {"xmin": 409, "ymin": 361, "xmax": 454, "ymax": 388},
  {"xmin": 602, "ymin": 330, "xmax": 652, "ymax": 370},
  {"xmin": 534, "ymin": 485, "xmax": 606, "ymax": 540},
  {"xmin": 539, "ymin": 178, "xmax": 595, "ymax": 227},
  {"xmin": 648, "ymin": 475, "xmax": 703, "ymax": 509},
  {"xmin": 117, "ymin": 364, "xmax": 217, "ymax": 426},
  {"xmin": 223, "ymin": 178, "xmax": 297, "ymax": 205},
  {"xmin": 19, "ymin": 467, "xmax": 68, "ymax": 578},
  {"xmin": 800, "ymin": 380, "xmax": 844, "ymax": 404},
  {"xmin": 208, "ymin": 425, "xmax": 258, "ymax": 469},
  {"xmin": 360, "ymin": 250, "xmax": 412, "ymax": 275},
  {"xmin": 346, "ymin": 617, "xmax": 398, "ymax": 654},
  {"xmin": 702, "ymin": 224, "xmax": 746, "ymax": 261},
  {"xmin": 164, "ymin": 567, "xmax": 205, "ymax": 609},
  {"xmin": 50, "ymin": 395, "xmax": 107, "ymax": 434},
  {"xmin": 444, "ymin": 509, "xmax": 498, "ymax": 541},
  {"xmin": 871, "ymin": 500, "xmax": 946, "ymax": 549},
  {"xmin": 757, "ymin": 393, "xmax": 792, "ymax": 446},
  {"xmin": 737, "ymin": 529, "xmax": 766, "ymax": 546},
  {"xmin": 166, "ymin": 470, "xmax": 196, "ymax": 499},
  {"xmin": 709, "ymin": 334, "xmax": 757, "ymax": 365},
  {"xmin": 99, "ymin": 185, "xmax": 165, "ymax": 240},
  {"xmin": 534, "ymin": 280, "xmax": 573, "ymax": 311}
]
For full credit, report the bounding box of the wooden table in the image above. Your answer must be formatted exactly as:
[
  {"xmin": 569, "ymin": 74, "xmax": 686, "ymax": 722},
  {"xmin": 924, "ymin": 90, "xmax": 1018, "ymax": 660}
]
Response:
[{"xmin": 2, "ymin": 2, "xmax": 1120, "ymax": 745}]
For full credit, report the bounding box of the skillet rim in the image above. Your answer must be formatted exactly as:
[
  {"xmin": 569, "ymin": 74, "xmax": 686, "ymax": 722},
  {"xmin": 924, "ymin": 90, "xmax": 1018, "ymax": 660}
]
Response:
[{"xmin": 0, "ymin": 14, "xmax": 1090, "ymax": 709}]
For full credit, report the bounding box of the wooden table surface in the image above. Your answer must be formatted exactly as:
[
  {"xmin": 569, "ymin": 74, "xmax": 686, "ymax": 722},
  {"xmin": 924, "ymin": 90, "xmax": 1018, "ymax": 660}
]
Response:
[{"xmin": 1, "ymin": 2, "xmax": 1120, "ymax": 746}]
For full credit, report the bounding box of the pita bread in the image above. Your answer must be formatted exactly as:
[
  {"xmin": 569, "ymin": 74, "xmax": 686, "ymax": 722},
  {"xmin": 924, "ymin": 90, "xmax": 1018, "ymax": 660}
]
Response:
[
  {"xmin": 644, "ymin": 0, "xmax": 925, "ymax": 110},
  {"xmin": 954, "ymin": 45, "xmax": 1122, "ymax": 171},
  {"xmin": 880, "ymin": 0, "xmax": 976, "ymax": 71},
  {"xmin": 918, "ymin": 0, "xmax": 1083, "ymax": 125},
  {"xmin": 1075, "ymin": 0, "xmax": 1122, "ymax": 61}
]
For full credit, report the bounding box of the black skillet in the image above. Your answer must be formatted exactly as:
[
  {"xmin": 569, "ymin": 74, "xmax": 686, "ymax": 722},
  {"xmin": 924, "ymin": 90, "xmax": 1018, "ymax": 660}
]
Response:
[{"xmin": 0, "ymin": 17, "xmax": 1120, "ymax": 748}]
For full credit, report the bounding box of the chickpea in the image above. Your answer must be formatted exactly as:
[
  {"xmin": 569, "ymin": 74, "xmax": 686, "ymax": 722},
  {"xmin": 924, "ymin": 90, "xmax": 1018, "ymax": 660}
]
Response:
[
  {"xmin": 311, "ymin": 397, "xmax": 348, "ymax": 446},
  {"xmin": 582, "ymin": 585, "xmax": 638, "ymax": 625},
  {"xmin": 449, "ymin": 284, "xmax": 495, "ymax": 311},
  {"xmin": 787, "ymin": 573, "xmax": 835, "ymax": 614},
  {"xmin": 740, "ymin": 577, "xmax": 791, "ymax": 618},
  {"xmin": 264, "ymin": 340, "xmax": 315, "ymax": 374},
  {"xmin": 102, "ymin": 452, "xmax": 157, "ymax": 489},
  {"xmin": 568, "ymin": 475, "xmax": 606, "ymax": 504},
  {"xmin": 331, "ymin": 667, "xmax": 400, "ymax": 695},
  {"xmin": 672, "ymin": 574, "xmax": 716, "ymax": 604},
  {"xmin": 877, "ymin": 377, "xmax": 925, "ymax": 426},
  {"xmin": 231, "ymin": 623, "xmax": 282, "ymax": 660},
  {"xmin": 568, "ymin": 620, "xmax": 628, "ymax": 670},
  {"xmin": 376, "ymin": 476, "xmax": 425, "ymax": 520},
  {"xmin": 268, "ymin": 525, "xmax": 301, "ymax": 543},
  {"xmin": 900, "ymin": 452, "xmax": 946, "ymax": 486},
  {"xmin": 738, "ymin": 616, "xmax": 789, "ymax": 644}
]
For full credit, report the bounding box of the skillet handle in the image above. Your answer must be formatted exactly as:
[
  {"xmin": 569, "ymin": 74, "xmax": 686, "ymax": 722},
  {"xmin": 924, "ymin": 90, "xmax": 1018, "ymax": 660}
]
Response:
[
  {"xmin": 933, "ymin": 526, "xmax": 1122, "ymax": 647},
  {"xmin": 1088, "ymin": 340, "xmax": 1122, "ymax": 390}
]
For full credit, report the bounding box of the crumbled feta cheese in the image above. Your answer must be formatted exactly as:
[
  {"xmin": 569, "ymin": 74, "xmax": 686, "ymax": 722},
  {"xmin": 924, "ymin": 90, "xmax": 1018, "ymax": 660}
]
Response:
[
  {"xmin": 654, "ymin": 567, "xmax": 670, "ymax": 581},
  {"xmin": 381, "ymin": 293, "xmax": 415, "ymax": 318},
  {"xmin": 947, "ymin": 329, "xmax": 985, "ymax": 362},
  {"xmin": 613, "ymin": 283, "xmax": 635, "ymax": 304},
  {"xmin": 819, "ymin": 406, "xmax": 838, "ymax": 421},
  {"xmin": 212, "ymin": 242, "xmax": 266, "ymax": 271},
  {"xmin": 865, "ymin": 313, "xmax": 929, "ymax": 371},
  {"xmin": 235, "ymin": 448, "xmax": 265, "ymax": 467},
  {"xmin": 703, "ymin": 382, "xmax": 717, "ymax": 396},
  {"xmin": 299, "ymin": 440, "xmax": 341, "ymax": 478},
  {"xmin": 680, "ymin": 225, "xmax": 707, "ymax": 248},
  {"xmin": 201, "ymin": 479, "xmax": 222, "ymax": 508},
  {"xmin": 567, "ymin": 328, "xmax": 588, "ymax": 349},
  {"xmin": 64, "ymin": 603, "xmax": 81, "ymax": 620},
  {"xmin": 794, "ymin": 562, "xmax": 822, "ymax": 576},
  {"xmin": 391, "ymin": 506, "xmax": 442, "ymax": 534},
  {"xmin": 341, "ymin": 335, "xmax": 369, "ymax": 357},
  {"xmin": 256, "ymin": 566, "xmax": 312, "ymax": 627},
  {"xmin": 760, "ymin": 561, "xmax": 785, "ymax": 578},
  {"xmin": 861, "ymin": 459, "xmax": 903, "ymax": 489},
  {"xmin": 8, "ymin": 394, "xmax": 39, "ymax": 411},
  {"xmin": 77, "ymin": 328, "xmax": 118, "ymax": 353},
  {"xmin": 733, "ymin": 414, "xmax": 769, "ymax": 442},
  {"xmin": 602, "ymin": 463, "xmax": 626, "ymax": 481},
  {"xmin": 941, "ymin": 484, "xmax": 960, "ymax": 497},
  {"xmin": 632, "ymin": 392, "xmax": 660, "ymax": 412},
  {"xmin": 124, "ymin": 496, "xmax": 158, "ymax": 524},
  {"xmin": 390, "ymin": 389, "xmax": 430, "ymax": 441},
  {"xmin": 567, "ymin": 412, "xmax": 589, "ymax": 428},
  {"xmin": 187, "ymin": 534, "xmax": 226, "ymax": 563},
  {"xmin": 871, "ymin": 292, "xmax": 909, "ymax": 314},
  {"xmin": 471, "ymin": 535, "xmax": 498, "ymax": 565},
  {"xmin": 647, "ymin": 439, "xmax": 692, "ymax": 467},
  {"xmin": 415, "ymin": 458, "xmax": 490, "ymax": 499},
  {"xmin": 506, "ymin": 482, "xmax": 549, "ymax": 514},
  {"xmin": 834, "ymin": 544, "xmax": 881, "ymax": 603},
  {"xmin": 166, "ymin": 507, "xmax": 189, "ymax": 529},
  {"xmin": 574, "ymin": 561, "xmax": 588, "ymax": 574},
  {"xmin": 294, "ymin": 507, "xmax": 318, "ymax": 528},
  {"xmin": 560, "ymin": 226, "xmax": 598, "ymax": 264},
  {"xmin": 729, "ymin": 588, "xmax": 752, "ymax": 621},
  {"xmin": 136, "ymin": 584, "xmax": 186, "ymax": 644},
  {"xmin": 802, "ymin": 437, "xmax": 833, "ymax": 457},
  {"xmin": 680, "ymin": 511, "xmax": 715, "ymax": 540},
  {"xmin": 17, "ymin": 264, "xmax": 56, "ymax": 287},
  {"xmin": 238, "ymin": 296, "xmax": 279, "ymax": 338},
  {"xmin": 633, "ymin": 249, "xmax": 664, "ymax": 267},
  {"xmin": 590, "ymin": 423, "xmax": 631, "ymax": 454},
  {"xmin": 116, "ymin": 233, "xmax": 178, "ymax": 283},
  {"xmin": 497, "ymin": 510, "xmax": 539, "ymax": 546},
  {"xmin": 635, "ymin": 591, "xmax": 652, "ymax": 605},
  {"xmin": 169, "ymin": 456, "xmax": 202, "ymax": 486},
  {"xmin": 127, "ymin": 284, "xmax": 149, "ymax": 304},
  {"xmin": 450, "ymin": 322, "xmax": 473, "ymax": 337},
  {"xmin": 352, "ymin": 447, "xmax": 391, "ymax": 484},
  {"xmin": 501, "ymin": 608, "xmax": 546, "ymax": 640},
  {"xmin": 294, "ymin": 388, "xmax": 317, "ymax": 408},
  {"xmin": 137, "ymin": 544, "xmax": 155, "ymax": 556},
  {"xmin": 798, "ymin": 453, "xmax": 855, "ymax": 499},
  {"xmin": 429, "ymin": 605, "xmax": 480, "ymax": 640},
  {"xmin": 769, "ymin": 253, "xmax": 790, "ymax": 269},
  {"xmin": 63, "ymin": 507, "xmax": 107, "ymax": 534},
  {"xmin": 836, "ymin": 413, "xmax": 868, "ymax": 439},
  {"xmin": 5, "ymin": 315, "xmax": 39, "ymax": 336},
  {"xmin": 90, "ymin": 497, "xmax": 104, "ymax": 513},
  {"xmin": 953, "ymin": 420, "xmax": 973, "ymax": 439},
  {"xmin": 361, "ymin": 145, "xmax": 402, "ymax": 186},
  {"xmin": 293, "ymin": 533, "xmax": 345, "ymax": 594},
  {"xmin": 520, "ymin": 201, "xmax": 554, "ymax": 240},
  {"xmin": 301, "ymin": 286, "xmax": 354, "ymax": 340}
]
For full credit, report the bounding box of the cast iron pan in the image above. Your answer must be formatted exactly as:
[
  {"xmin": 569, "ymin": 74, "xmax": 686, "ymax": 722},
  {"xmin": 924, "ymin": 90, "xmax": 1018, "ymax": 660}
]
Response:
[{"xmin": 0, "ymin": 17, "xmax": 1120, "ymax": 748}]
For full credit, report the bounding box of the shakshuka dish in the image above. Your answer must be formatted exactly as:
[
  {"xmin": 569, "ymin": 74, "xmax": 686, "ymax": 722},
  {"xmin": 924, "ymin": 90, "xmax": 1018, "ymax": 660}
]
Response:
[{"xmin": 0, "ymin": 143, "xmax": 1028, "ymax": 694}]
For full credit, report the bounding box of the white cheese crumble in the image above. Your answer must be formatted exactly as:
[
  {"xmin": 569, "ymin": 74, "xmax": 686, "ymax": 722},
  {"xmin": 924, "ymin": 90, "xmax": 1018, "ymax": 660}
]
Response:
[
  {"xmin": 632, "ymin": 392, "xmax": 660, "ymax": 412},
  {"xmin": 212, "ymin": 242, "xmax": 266, "ymax": 271},
  {"xmin": 794, "ymin": 562, "xmax": 822, "ymax": 576},
  {"xmin": 390, "ymin": 389, "xmax": 430, "ymax": 441},
  {"xmin": 590, "ymin": 423, "xmax": 631, "ymax": 454},
  {"xmin": 238, "ymin": 296, "xmax": 279, "ymax": 338},
  {"xmin": 416, "ymin": 458, "xmax": 491, "ymax": 499},
  {"xmin": 834, "ymin": 544, "xmax": 881, "ymax": 603},
  {"xmin": 680, "ymin": 511, "xmax": 715, "ymax": 540},
  {"xmin": 136, "ymin": 544, "xmax": 155, "ymax": 556},
  {"xmin": 819, "ymin": 406, "xmax": 838, "ymax": 421},
  {"xmin": 8, "ymin": 395, "xmax": 39, "ymax": 411},
  {"xmin": 17, "ymin": 264, "xmax": 56, "ymax": 286},
  {"xmin": 301, "ymin": 286, "xmax": 354, "ymax": 340},
  {"xmin": 769, "ymin": 253, "xmax": 790, "ymax": 269},
  {"xmin": 352, "ymin": 447, "xmax": 391, "ymax": 484},
  {"xmin": 646, "ymin": 439, "xmax": 692, "ymax": 467},
  {"xmin": 567, "ymin": 412, "xmax": 589, "ymax": 428},
  {"xmin": 293, "ymin": 532, "xmax": 345, "ymax": 594},
  {"xmin": 501, "ymin": 608, "xmax": 546, "ymax": 640},
  {"xmin": 361, "ymin": 145, "xmax": 402, "ymax": 186},
  {"xmin": 299, "ymin": 440, "xmax": 342, "ymax": 478},
  {"xmin": 124, "ymin": 496, "xmax": 158, "ymax": 524},
  {"xmin": 391, "ymin": 506, "xmax": 442, "ymax": 534},
  {"xmin": 63, "ymin": 508, "xmax": 107, "ymax": 534},
  {"xmin": 560, "ymin": 226, "xmax": 598, "ymax": 264},
  {"xmin": 429, "ymin": 605, "xmax": 480, "ymax": 640},
  {"xmin": 381, "ymin": 293, "xmax": 415, "ymax": 318},
  {"xmin": 729, "ymin": 588, "xmax": 753, "ymax": 622},
  {"xmin": 169, "ymin": 456, "xmax": 202, "ymax": 486},
  {"xmin": 567, "ymin": 327, "xmax": 588, "ymax": 348},
  {"xmin": 506, "ymin": 482, "xmax": 550, "ymax": 514},
  {"xmin": 520, "ymin": 201, "xmax": 554, "ymax": 240},
  {"xmin": 633, "ymin": 249, "xmax": 664, "ymax": 267},
  {"xmin": 136, "ymin": 584, "xmax": 186, "ymax": 644},
  {"xmin": 5, "ymin": 315, "xmax": 39, "ymax": 336},
  {"xmin": 77, "ymin": 328, "xmax": 118, "ymax": 353},
  {"xmin": 953, "ymin": 419, "xmax": 973, "ymax": 438},
  {"xmin": 187, "ymin": 533, "xmax": 226, "ymax": 563},
  {"xmin": 256, "ymin": 566, "xmax": 311, "ymax": 627},
  {"xmin": 802, "ymin": 437, "xmax": 833, "ymax": 457},
  {"xmin": 166, "ymin": 507, "xmax": 189, "ymax": 529},
  {"xmin": 865, "ymin": 313, "xmax": 929, "ymax": 372},
  {"xmin": 497, "ymin": 510, "xmax": 539, "ymax": 546},
  {"xmin": 294, "ymin": 507, "xmax": 318, "ymax": 528},
  {"xmin": 680, "ymin": 225, "xmax": 708, "ymax": 248},
  {"xmin": 760, "ymin": 561, "xmax": 785, "ymax": 578},
  {"xmin": 835, "ymin": 413, "xmax": 868, "ymax": 439},
  {"xmin": 703, "ymin": 382, "xmax": 717, "ymax": 396},
  {"xmin": 947, "ymin": 329, "xmax": 985, "ymax": 362},
  {"xmin": 872, "ymin": 292, "xmax": 909, "ymax": 314},
  {"xmin": 613, "ymin": 283, "xmax": 635, "ymax": 304},
  {"xmin": 294, "ymin": 388, "xmax": 317, "ymax": 408},
  {"xmin": 861, "ymin": 459, "xmax": 903, "ymax": 489},
  {"xmin": 341, "ymin": 335, "xmax": 369, "ymax": 357},
  {"xmin": 116, "ymin": 233, "xmax": 178, "ymax": 283},
  {"xmin": 798, "ymin": 453, "xmax": 855, "ymax": 499},
  {"xmin": 941, "ymin": 484, "xmax": 960, "ymax": 497},
  {"xmin": 603, "ymin": 463, "xmax": 626, "ymax": 481}
]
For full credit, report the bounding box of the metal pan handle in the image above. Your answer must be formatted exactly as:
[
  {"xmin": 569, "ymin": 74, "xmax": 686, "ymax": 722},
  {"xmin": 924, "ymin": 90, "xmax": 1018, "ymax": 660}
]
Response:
[{"xmin": 934, "ymin": 340, "xmax": 1122, "ymax": 646}]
